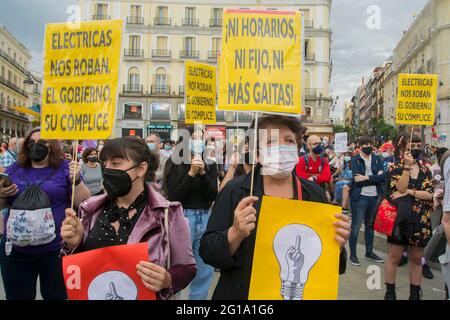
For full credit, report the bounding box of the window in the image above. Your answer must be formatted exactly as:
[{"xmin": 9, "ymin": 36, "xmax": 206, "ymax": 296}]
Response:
[
  {"xmin": 212, "ymin": 38, "xmax": 221, "ymax": 52},
  {"xmin": 1, "ymin": 66, "xmax": 4, "ymax": 78},
  {"xmin": 210, "ymin": 8, "xmax": 223, "ymax": 27},
  {"xmin": 96, "ymin": 3, "xmax": 108, "ymax": 16},
  {"xmin": 130, "ymin": 5, "xmax": 142, "ymax": 17},
  {"xmin": 128, "ymin": 67, "xmax": 140, "ymax": 86},
  {"xmin": 212, "ymin": 8, "xmax": 223, "ymax": 20},
  {"xmin": 184, "ymin": 7, "xmax": 197, "ymax": 26},
  {"xmin": 8, "ymin": 70, "xmax": 12, "ymax": 82},
  {"xmin": 184, "ymin": 37, "xmax": 195, "ymax": 52},
  {"xmin": 129, "ymin": 35, "xmax": 140, "ymax": 50},
  {"xmin": 157, "ymin": 36, "xmax": 167, "ymax": 50},
  {"xmin": 158, "ymin": 6, "xmax": 168, "ymax": 18},
  {"xmin": 153, "ymin": 67, "xmax": 168, "ymax": 94},
  {"xmin": 155, "ymin": 6, "xmax": 169, "ymax": 25},
  {"xmin": 123, "ymin": 103, "xmax": 143, "ymax": 120}
]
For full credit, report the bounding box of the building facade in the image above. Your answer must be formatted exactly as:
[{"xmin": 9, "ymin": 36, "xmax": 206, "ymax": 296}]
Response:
[
  {"xmin": 385, "ymin": 0, "xmax": 450, "ymax": 145},
  {"xmin": 78, "ymin": 0, "xmax": 334, "ymax": 139},
  {"xmin": 0, "ymin": 25, "xmax": 34, "ymax": 141}
]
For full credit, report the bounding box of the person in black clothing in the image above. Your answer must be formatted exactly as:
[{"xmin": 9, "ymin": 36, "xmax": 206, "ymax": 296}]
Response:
[
  {"xmin": 163, "ymin": 126, "xmax": 218, "ymax": 300},
  {"xmin": 199, "ymin": 115, "xmax": 350, "ymax": 300}
]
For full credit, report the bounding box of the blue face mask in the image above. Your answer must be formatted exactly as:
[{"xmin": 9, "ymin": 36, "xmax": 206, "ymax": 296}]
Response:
[
  {"xmin": 147, "ymin": 143, "xmax": 157, "ymax": 151},
  {"xmin": 164, "ymin": 145, "xmax": 172, "ymax": 151},
  {"xmin": 190, "ymin": 140, "xmax": 205, "ymax": 155},
  {"xmin": 312, "ymin": 144, "xmax": 323, "ymax": 155}
]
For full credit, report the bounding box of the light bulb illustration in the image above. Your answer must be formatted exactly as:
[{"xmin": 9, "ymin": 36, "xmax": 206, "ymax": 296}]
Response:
[{"xmin": 273, "ymin": 224, "xmax": 322, "ymax": 300}]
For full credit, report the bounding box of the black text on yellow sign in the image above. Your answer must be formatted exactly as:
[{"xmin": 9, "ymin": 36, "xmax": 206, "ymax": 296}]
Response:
[
  {"xmin": 41, "ymin": 20, "xmax": 123, "ymax": 139},
  {"xmin": 185, "ymin": 60, "xmax": 217, "ymax": 125},
  {"xmin": 396, "ymin": 74, "xmax": 438, "ymax": 126},
  {"xmin": 218, "ymin": 9, "xmax": 303, "ymax": 114}
]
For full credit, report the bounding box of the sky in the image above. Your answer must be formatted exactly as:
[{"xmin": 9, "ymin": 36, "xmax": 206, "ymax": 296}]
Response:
[{"xmin": 0, "ymin": 0, "xmax": 429, "ymax": 118}]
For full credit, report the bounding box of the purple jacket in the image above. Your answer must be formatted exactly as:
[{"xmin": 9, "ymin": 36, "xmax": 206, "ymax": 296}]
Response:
[{"xmin": 75, "ymin": 183, "xmax": 196, "ymax": 300}]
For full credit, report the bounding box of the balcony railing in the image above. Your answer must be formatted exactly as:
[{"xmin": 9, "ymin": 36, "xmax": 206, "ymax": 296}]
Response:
[
  {"xmin": 124, "ymin": 49, "xmax": 144, "ymax": 58},
  {"xmin": 0, "ymin": 103, "xmax": 28, "ymax": 119},
  {"xmin": 0, "ymin": 49, "xmax": 30, "ymax": 76},
  {"xmin": 179, "ymin": 85, "xmax": 185, "ymax": 95},
  {"xmin": 154, "ymin": 17, "xmax": 171, "ymax": 25},
  {"xmin": 182, "ymin": 18, "xmax": 199, "ymax": 26},
  {"xmin": 151, "ymin": 85, "xmax": 170, "ymax": 95},
  {"xmin": 208, "ymin": 51, "xmax": 220, "ymax": 60},
  {"xmin": 152, "ymin": 49, "xmax": 171, "ymax": 58},
  {"xmin": 126, "ymin": 16, "xmax": 144, "ymax": 25},
  {"xmin": 0, "ymin": 76, "xmax": 28, "ymax": 98},
  {"xmin": 209, "ymin": 19, "xmax": 223, "ymax": 27},
  {"xmin": 304, "ymin": 20, "xmax": 314, "ymax": 28},
  {"xmin": 180, "ymin": 50, "xmax": 199, "ymax": 58},
  {"xmin": 123, "ymin": 84, "xmax": 143, "ymax": 94},
  {"xmin": 305, "ymin": 88, "xmax": 321, "ymax": 98},
  {"xmin": 92, "ymin": 15, "xmax": 110, "ymax": 20},
  {"xmin": 305, "ymin": 53, "xmax": 315, "ymax": 61}
]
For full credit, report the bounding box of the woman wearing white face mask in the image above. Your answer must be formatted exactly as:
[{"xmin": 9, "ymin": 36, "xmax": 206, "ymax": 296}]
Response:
[{"xmin": 199, "ymin": 115, "xmax": 351, "ymax": 300}]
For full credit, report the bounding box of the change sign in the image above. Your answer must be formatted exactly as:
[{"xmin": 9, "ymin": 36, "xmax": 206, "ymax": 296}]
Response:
[
  {"xmin": 185, "ymin": 61, "xmax": 217, "ymax": 124},
  {"xmin": 218, "ymin": 9, "xmax": 303, "ymax": 114},
  {"xmin": 41, "ymin": 20, "xmax": 123, "ymax": 139},
  {"xmin": 396, "ymin": 74, "xmax": 438, "ymax": 126}
]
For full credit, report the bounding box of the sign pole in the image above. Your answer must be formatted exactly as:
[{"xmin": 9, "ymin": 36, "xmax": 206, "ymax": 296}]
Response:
[
  {"xmin": 250, "ymin": 112, "xmax": 259, "ymax": 196},
  {"xmin": 71, "ymin": 140, "xmax": 78, "ymax": 210}
]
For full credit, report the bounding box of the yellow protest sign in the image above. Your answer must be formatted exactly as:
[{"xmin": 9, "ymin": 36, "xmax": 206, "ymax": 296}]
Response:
[
  {"xmin": 249, "ymin": 197, "xmax": 340, "ymax": 300},
  {"xmin": 396, "ymin": 73, "xmax": 438, "ymax": 126},
  {"xmin": 218, "ymin": 9, "xmax": 303, "ymax": 114},
  {"xmin": 185, "ymin": 60, "xmax": 217, "ymax": 124},
  {"xmin": 41, "ymin": 20, "xmax": 123, "ymax": 139}
]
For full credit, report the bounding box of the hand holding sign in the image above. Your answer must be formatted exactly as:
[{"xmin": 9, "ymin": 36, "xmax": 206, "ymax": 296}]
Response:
[
  {"xmin": 61, "ymin": 208, "xmax": 84, "ymax": 248},
  {"xmin": 232, "ymin": 196, "xmax": 259, "ymax": 239},
  {"xmin": 136, "ymin": 261, "xmax": 172, "ymax": 292},
  {"xmin": 69, "ymin": 161, "xmax": 81, "ymax": 182}
]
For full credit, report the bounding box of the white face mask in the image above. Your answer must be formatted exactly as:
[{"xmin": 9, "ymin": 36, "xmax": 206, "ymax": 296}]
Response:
[
  {"xmin": 260, "ymin": 145, "xmax": 299, "ymax": 179},
  {"xmin": 382, "ymin": 152, "xmax": 390, "ymax": 158}
]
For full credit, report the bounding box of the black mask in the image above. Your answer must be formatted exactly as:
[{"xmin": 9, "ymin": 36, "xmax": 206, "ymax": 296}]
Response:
[
  {"xmin": 362, "ymin": 146, "xmax": 373, "ymax": 156},
  {"xmin": 103, "ymin": 165, "xmax": 138, "ymax": 199},
  {"xmin": 87, "ymin": 156, "xmax": 98, "ymax": 163},
  {"xmin": 28, "ymin": 143, "xmax": 49, "ymax": 163},
  {"xmin": 312, "ymin": 145, "xmax": 323, "ymax": 155},
  {"xmin": 411, "ymin": 149, "xmax": 423, "ymax": 160}
]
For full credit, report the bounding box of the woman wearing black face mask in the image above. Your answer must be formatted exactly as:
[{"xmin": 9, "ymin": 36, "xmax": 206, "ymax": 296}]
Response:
[
  {"xmin": 81, "ymin": 147, "xmax": 104, "ymax": 196},
  {"xmin": 0, "ymin": 127, "xmax": 91, "ymax": 300},
  {"xmin": 61, "ymin": 136, "xmax": 196, "ymax": 299},
  {"xmin": 219, "ymin": 137, "xmax": 252, "ymax": 192},
  {"xmin": 384, "ymin": 134, "xmax": 434, "ymax": 300}
]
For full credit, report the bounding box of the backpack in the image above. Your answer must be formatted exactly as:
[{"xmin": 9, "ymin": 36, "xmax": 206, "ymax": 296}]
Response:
[{"xmin": 5, "ymin": 168, "xmax": 61, "ymax": 253}]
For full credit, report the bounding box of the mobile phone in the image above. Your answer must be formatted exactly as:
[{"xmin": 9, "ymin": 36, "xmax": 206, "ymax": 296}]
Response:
[{"xmin": 0, "ymin": 173, "xmax": 12, "ymax": 187}]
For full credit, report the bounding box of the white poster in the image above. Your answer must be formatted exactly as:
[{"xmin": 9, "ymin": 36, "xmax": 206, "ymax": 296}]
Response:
[{"xmin": 334, "ymin": 132, "xmax": 348, "ymax": 153}]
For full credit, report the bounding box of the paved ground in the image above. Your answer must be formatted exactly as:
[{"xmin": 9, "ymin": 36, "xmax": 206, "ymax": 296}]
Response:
[{"xmin": 1, "ymin": 242, "xmax": 446, "ymax": 300}]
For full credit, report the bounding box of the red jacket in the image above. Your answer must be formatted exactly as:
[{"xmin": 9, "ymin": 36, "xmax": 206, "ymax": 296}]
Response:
[{"xmin": 296, "ymin": 154, "xmax": 332, "ymax": 184}]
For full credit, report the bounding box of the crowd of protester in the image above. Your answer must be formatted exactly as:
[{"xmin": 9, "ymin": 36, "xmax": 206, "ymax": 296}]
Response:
[{"xmin": 0, "ymin": 118, "xmax": 449, "ymax": 300}]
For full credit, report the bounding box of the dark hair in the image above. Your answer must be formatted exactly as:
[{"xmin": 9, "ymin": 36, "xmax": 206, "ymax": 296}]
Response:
[
  {"xmin": 250, "ymin": 115, "xmax": 303, "ymax": 150},
  {"xmin": 18, "ymin": 127, "xmax": 63, "ymax": 169},
  {"xmin": 99, "ymin": 136, "xmax": 159, "ymax": 182},
  {"xmin": 358, "ymin": 136, "xmax": 372, "ymax": 146},
  {"xmin": 436, "ymin": 147, "xmax": 448, "ymax": 164},
  {"xmin": 82, "ymin": 147, "xmax": 97, "ymax": 164}
]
